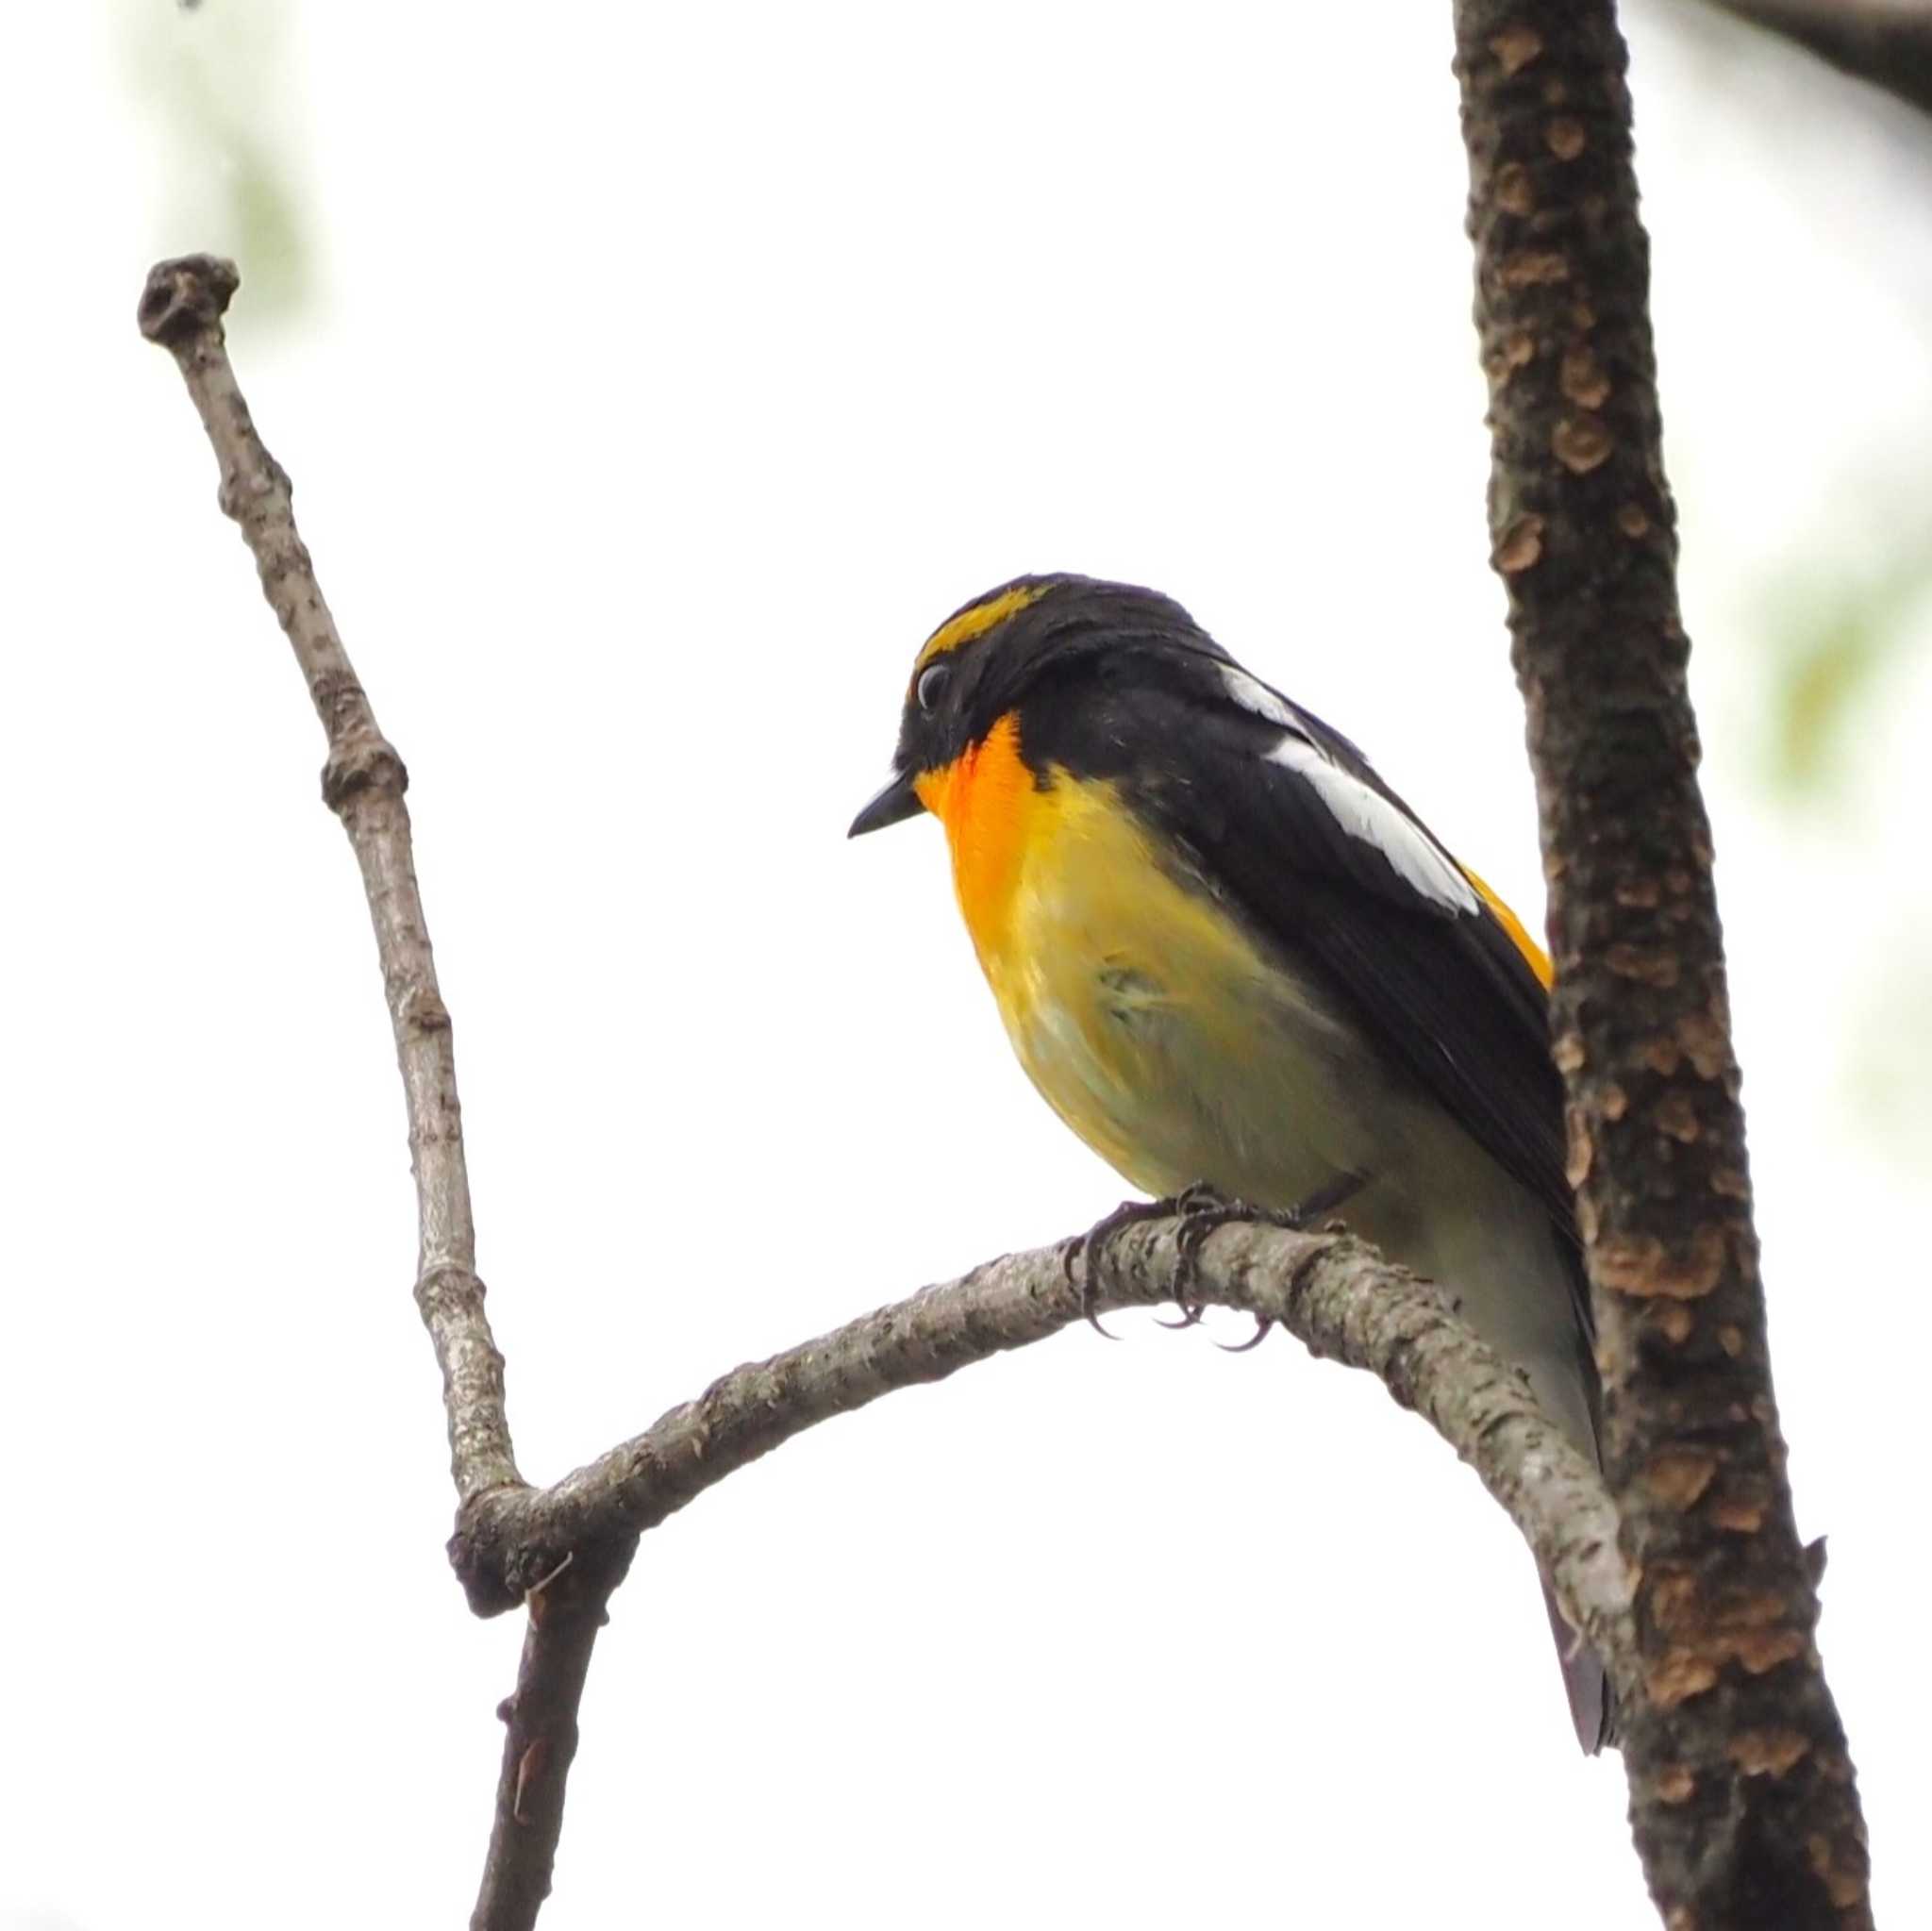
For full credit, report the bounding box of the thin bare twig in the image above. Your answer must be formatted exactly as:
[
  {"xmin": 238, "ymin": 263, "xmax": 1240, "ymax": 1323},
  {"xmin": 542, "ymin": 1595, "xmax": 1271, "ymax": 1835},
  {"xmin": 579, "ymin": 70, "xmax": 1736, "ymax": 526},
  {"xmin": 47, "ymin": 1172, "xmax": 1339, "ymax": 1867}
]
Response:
[
  {"xmin": 138, "ymin": 256, "xmax": 519, "ymax": 1507},
  {"xmin": 472, "ymin": 1540, "xmax": 634, "ymax": 1931},
  {"xmin": 1456, "ymin": 6, "xmax": 1872, "ymax": 1923},
  {"xmin": 138, "ymin": 255, "xmax": 567, "ymax": 1931}
]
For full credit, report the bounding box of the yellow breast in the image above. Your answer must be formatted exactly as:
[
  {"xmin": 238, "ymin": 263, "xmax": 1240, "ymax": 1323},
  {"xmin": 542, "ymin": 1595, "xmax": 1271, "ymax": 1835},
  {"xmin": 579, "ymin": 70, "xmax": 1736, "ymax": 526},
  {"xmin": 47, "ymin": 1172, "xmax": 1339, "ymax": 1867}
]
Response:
[
  {"xmin": 910, "ymin": 710, "xmax": 1596, "ymax": 1473},
  {"xmin": 917, "ymin": 724, "xmax": 1369, "ymax": 1202}
]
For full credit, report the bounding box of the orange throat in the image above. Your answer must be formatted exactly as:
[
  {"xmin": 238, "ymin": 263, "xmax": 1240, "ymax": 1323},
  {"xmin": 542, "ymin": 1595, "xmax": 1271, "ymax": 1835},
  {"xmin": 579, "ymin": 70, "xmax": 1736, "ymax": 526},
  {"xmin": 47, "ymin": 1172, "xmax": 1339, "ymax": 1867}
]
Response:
[{"xmin": 914, "ymin": 711, "xmax": 1037, "ymax": 972}]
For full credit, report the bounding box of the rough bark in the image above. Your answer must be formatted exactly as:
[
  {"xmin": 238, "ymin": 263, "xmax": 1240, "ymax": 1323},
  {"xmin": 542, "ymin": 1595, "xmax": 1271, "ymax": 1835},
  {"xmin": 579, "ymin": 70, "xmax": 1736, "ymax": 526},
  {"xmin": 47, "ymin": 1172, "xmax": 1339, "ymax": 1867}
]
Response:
[{"xmin": 1455, "ymin": 8, "xmax": 1872, "ymax": 1926}]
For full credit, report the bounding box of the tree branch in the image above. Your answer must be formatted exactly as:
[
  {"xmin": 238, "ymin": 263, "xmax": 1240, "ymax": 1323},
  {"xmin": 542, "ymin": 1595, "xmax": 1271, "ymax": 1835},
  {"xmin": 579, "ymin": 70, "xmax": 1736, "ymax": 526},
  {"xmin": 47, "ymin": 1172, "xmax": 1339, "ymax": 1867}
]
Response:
[
  {"xmin": 137, "ymin": 256, "xmax": 520, "ymax": 1508},
  {"xmin": 1455, "ymin": 8, "xmax": 1873, "ymax": 1925},
  {"xmin": 138, "ymin": 255, "xmax": 573, "ymax": 1931},
  {"xmin": 1698, "ymin": 0, "xmax": 1932, "ymax": 120},
  {"xmin": 446, "ymin": 1212, "xmax": 1636, "ymax": 1706},
  {"xmin": 471, "ymin": 1537, "xmax": 634, "ymax": 1931}
]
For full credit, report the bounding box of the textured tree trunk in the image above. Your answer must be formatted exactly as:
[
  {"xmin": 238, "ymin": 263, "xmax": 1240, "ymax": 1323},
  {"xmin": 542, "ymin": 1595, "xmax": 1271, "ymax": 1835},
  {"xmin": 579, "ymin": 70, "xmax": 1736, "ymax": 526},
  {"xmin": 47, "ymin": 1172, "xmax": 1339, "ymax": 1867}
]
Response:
[{"xmin": 1455, "ymin": 4, "xmax": 1874, "ymax": 1923}]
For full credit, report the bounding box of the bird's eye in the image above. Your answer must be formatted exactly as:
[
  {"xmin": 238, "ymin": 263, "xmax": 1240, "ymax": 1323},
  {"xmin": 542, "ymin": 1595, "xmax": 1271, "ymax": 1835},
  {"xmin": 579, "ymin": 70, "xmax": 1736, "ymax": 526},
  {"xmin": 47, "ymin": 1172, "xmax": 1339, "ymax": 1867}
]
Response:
[{"xmin": 915, "ymin": 661, "xmax": 951, "ymax": 714}]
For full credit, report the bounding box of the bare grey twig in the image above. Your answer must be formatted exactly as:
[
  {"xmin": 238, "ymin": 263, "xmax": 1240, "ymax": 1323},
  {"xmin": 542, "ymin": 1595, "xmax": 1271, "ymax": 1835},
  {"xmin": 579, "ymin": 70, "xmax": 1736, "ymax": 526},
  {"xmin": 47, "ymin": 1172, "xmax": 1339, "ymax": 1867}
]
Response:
[
  {"xmin": 470, "ymin": 1539, "xmax": 634, "ymax": 1931},
  {"xmin": 137, "ymin": 255, "xmax": 519, "ymax": 1507},
  {"xmin": 139, "ymin": 255, "xmax": 566, "ymax": 1931}
]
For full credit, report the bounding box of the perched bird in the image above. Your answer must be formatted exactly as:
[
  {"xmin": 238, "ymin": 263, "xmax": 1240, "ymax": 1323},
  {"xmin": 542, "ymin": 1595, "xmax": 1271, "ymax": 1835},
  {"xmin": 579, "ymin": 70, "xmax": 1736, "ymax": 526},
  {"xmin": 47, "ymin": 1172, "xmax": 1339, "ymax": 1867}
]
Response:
[{"xmin": 849, "ymin": 573, "xmax": 1608, "ymax": 1752}]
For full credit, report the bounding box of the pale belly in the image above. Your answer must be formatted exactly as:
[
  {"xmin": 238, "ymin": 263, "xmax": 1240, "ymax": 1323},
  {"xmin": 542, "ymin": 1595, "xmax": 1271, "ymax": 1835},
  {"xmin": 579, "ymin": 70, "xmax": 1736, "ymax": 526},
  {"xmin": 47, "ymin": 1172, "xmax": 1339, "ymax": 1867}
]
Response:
[{"xmin": 968, "ymin": 782, "xmax": 1596, "ymax": 1456}]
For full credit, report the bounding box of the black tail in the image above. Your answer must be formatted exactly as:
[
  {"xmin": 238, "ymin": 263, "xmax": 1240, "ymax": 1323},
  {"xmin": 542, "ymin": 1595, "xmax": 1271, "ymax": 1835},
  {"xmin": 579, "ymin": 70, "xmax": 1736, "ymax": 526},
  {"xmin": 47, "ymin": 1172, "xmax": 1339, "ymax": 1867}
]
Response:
[
  {"xmin": 1543, "ymin": 1233, "xmax": 1613, "ymax": 1752},
  {"xmin": 1541, "ymin": 1573, "xmax": 1614, "ymax": 1752}
]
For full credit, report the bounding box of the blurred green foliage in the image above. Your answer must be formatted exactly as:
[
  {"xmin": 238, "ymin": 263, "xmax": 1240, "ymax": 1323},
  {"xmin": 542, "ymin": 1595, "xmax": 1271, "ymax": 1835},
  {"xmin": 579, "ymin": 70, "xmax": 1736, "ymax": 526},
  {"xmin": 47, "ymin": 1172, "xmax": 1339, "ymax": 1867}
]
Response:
[
  {"xmin": 1753, "ymin": 562, "xmax": 1932, "ymax": 1164},
  {"xmin": 118, "ymin": 0, "xmax": 314, "ymax": 331},
  {"xmin": 1757, "ymin": 560, "xmax": 1931, "ymax": 800},
  {"xmin": 1847, "ymin": 925, "xmax": 1932, "ymax": 1150}
]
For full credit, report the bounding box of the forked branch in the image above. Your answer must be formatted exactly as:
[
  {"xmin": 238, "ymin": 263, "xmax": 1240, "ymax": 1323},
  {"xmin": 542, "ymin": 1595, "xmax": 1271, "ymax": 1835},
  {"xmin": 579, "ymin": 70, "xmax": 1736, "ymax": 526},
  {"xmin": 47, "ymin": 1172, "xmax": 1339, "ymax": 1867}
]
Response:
[{"xmin": 141, "ymin": 255, "xmax": 1636, "ymax": 1931}]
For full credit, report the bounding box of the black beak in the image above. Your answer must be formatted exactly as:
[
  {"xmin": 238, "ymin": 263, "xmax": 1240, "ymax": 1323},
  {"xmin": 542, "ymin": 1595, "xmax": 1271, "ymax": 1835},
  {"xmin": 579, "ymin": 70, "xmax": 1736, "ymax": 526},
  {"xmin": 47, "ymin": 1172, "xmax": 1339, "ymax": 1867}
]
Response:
[{"xmin": 848, "ymin": 767, "xmax": 924, "ymax": 838}]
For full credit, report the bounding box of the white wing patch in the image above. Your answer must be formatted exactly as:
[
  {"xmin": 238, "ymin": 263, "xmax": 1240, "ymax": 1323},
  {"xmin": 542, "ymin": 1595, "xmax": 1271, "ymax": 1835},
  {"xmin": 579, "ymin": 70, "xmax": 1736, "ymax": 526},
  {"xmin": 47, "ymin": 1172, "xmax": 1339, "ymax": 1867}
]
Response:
[
  {"xmin": 1266, "ymin": 731, "xmax": 1479, "ymax": 914},
  {"xmin": 1219, "ymin": 663, "xmax": 1301, "ymax": 730}
]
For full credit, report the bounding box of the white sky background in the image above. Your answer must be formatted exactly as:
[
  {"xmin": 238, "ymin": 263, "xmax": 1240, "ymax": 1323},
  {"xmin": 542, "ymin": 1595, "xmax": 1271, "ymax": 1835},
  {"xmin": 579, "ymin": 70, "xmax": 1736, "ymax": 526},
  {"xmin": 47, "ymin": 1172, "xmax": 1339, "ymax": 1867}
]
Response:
[{"xmin": 3, "ymin": 4, "xmax": 1928, "ymax": 1927}]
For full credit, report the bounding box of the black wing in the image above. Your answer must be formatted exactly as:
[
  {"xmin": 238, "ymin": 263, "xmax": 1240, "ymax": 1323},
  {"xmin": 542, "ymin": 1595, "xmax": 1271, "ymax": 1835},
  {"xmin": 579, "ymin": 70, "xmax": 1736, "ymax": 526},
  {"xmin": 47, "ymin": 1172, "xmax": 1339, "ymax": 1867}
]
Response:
[{"xmin": 1024, "ymin": 643, "xmax": 1579, "ymax": 1282}]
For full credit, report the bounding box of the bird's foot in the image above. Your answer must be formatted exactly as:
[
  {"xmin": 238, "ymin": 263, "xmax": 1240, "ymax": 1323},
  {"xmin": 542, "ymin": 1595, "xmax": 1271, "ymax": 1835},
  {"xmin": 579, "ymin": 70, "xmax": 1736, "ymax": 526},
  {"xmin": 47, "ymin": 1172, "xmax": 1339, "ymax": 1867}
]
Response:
[
  {"xmin": 1069, "ymin": 1174, "xmax": 1366, "ymax": 1343},
  {"xmin": 1152, "ymin": 1182, "xmax": 1249, "ymax": 1327},
  {"xmin": 1063, "ymin": 1187, "xmax": 1223, "ymax": 1337},
  {"xmin": 1175, "ymin": 1173, "xmax": 1368, "ymax": 1353}
]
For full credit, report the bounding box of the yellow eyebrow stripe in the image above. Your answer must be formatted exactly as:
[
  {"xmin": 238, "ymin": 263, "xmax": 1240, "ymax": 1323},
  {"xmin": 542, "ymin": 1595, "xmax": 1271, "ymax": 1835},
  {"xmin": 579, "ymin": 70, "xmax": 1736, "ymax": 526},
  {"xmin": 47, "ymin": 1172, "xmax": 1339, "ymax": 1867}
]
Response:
[
  {"xmin": 913, "ymin": 584, "xmax": 1043, "ymax": 675},
  {"xmin": 1462, "ymin": 864, "xmax": 1553, "ymax": 989}
]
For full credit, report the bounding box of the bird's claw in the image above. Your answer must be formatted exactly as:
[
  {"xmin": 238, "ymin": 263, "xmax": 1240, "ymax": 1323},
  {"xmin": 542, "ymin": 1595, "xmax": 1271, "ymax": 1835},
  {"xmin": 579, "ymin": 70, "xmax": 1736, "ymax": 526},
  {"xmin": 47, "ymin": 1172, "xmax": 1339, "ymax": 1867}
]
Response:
[
  {"xmin": 1072, "ymin": 1174, "xmax": 1365, "ymax": 1340},
  {"xmin": 1172, "ymin": 1173, "xmax": 1367, "ymax": 1344},
  {"xmin": 1217, "ymin": 1314, "xmax": 1276, "ymax": 1354},
  {"xmin": 1066, "ymin": 1192, "xmax": 1209, "ymax": 1338},
  {"xmin": 1167, "ymin": 1184, "xmax": 1276, "ymax": 1325}
]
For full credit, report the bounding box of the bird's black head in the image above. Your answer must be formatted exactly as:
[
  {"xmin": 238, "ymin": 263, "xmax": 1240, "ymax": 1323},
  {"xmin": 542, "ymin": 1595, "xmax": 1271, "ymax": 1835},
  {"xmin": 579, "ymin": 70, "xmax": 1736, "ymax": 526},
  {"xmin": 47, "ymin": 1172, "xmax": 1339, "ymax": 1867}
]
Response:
[{"xmin": 848, "ymin": 574, "xmax": 1209, "ymax": 835}]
